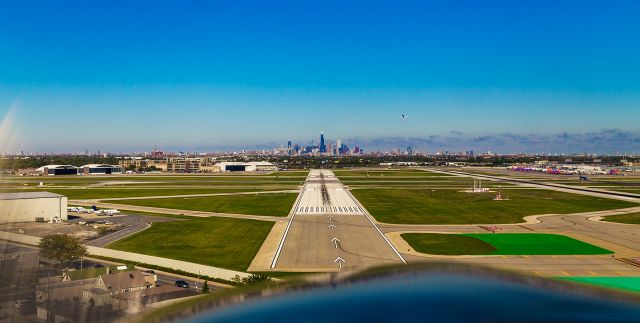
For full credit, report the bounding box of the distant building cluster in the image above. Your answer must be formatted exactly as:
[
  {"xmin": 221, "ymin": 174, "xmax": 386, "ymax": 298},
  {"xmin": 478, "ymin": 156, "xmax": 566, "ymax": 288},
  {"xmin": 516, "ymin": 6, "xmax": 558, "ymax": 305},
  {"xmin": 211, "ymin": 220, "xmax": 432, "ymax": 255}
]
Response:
[
  {"xmin": 282, "ymin": 132, "xmax": 363, "ymax": 157},
  {"xmin": 509, "ymin": 160, "xmax": 639, "ymax": 175},
  {"xmin": 118, "ymin": 157, "xmax": 277, "ymax": 173}
]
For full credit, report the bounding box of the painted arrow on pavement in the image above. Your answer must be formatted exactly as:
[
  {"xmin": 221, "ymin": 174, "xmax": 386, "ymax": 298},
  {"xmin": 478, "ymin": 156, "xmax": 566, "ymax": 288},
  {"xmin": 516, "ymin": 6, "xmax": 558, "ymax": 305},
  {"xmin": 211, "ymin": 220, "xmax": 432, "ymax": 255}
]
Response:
[
  {"xmin": 334, "ymin": 256, "xmax": 346, "ymax": 269},
  {"xmin": 331, "ymin": 237, "xmax": 341, "ymax": 249}
]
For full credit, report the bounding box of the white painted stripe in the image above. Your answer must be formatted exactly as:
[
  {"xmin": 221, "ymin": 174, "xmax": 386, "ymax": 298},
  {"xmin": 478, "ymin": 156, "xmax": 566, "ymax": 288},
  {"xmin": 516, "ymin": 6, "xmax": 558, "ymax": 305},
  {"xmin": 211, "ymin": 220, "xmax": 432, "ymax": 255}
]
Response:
[
  {"xmin": 344, "ymin": 187, "xmax": 407, "ymax": 264},
  {"xmin": 271, "ymin": 179, "xmax": 308, "ymax": 269}
]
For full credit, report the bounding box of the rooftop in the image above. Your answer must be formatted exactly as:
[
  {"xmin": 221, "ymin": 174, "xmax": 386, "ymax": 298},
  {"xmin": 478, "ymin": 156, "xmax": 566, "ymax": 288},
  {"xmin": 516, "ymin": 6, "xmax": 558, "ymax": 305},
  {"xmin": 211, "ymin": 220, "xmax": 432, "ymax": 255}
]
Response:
[
  {"xmin": 99, "ymin": 270, "xmax": 149, "ymax": 291},
  {"xmin": 0, "ymin": 192, "xmax": 64, "ymax": 200},
  {"xmin": 80, "ymin": 164, "xmax": 119, "ymax": 168},
  {"xmin": 35, "ymin": 164, "xmax": 77, "ymax": 171}
]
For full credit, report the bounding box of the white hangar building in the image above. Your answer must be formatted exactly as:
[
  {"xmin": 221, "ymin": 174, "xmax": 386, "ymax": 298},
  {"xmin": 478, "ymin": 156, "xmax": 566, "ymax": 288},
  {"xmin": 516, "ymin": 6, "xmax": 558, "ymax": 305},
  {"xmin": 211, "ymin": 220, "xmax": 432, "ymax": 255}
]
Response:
[{"xmin": 0, "ymin": 192, "xmax": 68, "ymax": 223}]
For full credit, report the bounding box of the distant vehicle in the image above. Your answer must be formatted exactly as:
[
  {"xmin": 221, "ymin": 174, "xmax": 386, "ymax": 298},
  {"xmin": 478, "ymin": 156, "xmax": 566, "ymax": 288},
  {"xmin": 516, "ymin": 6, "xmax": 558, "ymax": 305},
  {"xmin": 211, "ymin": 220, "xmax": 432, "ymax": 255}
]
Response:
[
  {"xmin": 401, "ymin": 114, "xmax": 408, "ymax": 119},
  {"xmin": 175, "ymin": 280, "xmax": 190, "ymax": 288}
]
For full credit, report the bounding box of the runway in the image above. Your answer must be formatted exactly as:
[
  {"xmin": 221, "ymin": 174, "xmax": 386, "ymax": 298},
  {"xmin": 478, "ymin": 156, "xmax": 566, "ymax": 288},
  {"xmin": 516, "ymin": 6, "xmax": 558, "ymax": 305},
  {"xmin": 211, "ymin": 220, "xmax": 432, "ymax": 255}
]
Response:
[{"xmin": 271, "ymin": 170, "xmax": 405, "ymax": 271}]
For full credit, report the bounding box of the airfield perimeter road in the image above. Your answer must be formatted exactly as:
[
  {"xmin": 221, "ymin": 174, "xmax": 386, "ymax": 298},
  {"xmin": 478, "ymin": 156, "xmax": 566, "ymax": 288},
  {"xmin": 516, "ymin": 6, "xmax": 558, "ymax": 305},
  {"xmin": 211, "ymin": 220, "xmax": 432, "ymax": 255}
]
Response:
[
  {"xmin": 377, "ymin": 168, "xmax": 640, "ymax": 277},
  {"xmin": 271, "ymin": 170, "xmax": 405, "ymax": 271}
]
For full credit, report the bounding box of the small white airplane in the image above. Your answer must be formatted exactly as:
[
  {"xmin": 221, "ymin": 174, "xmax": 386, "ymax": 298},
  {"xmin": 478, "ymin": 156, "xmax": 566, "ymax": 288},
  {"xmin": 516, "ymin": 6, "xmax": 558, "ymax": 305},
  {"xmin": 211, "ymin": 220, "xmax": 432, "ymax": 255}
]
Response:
[
  {"xmin": 102, "ymin": 209, "xmax": 121, "ymax": 216},
  {"xmin": 401, "ymin": 114, "xmax": 408, "ymax": 119}
]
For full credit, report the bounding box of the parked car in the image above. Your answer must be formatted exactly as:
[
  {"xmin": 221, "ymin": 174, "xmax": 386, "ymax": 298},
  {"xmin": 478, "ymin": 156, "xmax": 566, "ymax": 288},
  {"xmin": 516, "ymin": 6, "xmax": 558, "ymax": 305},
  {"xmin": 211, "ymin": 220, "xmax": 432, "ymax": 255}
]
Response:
[{"xmin": 175, "ymin": 280, "xmax": 190, "ymax": 288}]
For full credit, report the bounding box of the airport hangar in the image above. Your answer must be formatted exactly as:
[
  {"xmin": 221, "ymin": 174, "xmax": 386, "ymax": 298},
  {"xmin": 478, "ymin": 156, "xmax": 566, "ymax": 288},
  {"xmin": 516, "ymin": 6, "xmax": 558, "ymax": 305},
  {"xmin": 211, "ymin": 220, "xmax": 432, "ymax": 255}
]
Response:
[
  {"xmin": 36, "ymin": 164, "xmax": 122, "ymax": 175},
  {"xmin": 0, "ymin": 192, "xmax": 68, "ymax": 223},
  {"xmin": 216, "ymin": 161, "xmax": 277, "ymax": 172}
]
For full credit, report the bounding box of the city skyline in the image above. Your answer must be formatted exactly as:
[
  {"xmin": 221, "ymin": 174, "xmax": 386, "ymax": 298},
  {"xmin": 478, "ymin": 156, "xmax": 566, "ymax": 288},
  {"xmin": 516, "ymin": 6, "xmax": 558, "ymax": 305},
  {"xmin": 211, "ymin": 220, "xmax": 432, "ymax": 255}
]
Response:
[
  {"xmin": 2, "ymin": 1, "xmax": 640, "ymax": 153},
  {"xmin": 4, "ymin": 128, "xmax": 640, "ymax": 156}
]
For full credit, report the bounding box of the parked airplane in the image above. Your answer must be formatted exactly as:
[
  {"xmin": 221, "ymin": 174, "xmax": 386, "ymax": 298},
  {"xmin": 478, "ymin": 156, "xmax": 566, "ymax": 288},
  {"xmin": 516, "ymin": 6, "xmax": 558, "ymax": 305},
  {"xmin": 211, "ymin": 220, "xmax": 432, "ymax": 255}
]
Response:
[{"xmin": 102, "ymin": 209, "xmax": 121, "ymax": 216}]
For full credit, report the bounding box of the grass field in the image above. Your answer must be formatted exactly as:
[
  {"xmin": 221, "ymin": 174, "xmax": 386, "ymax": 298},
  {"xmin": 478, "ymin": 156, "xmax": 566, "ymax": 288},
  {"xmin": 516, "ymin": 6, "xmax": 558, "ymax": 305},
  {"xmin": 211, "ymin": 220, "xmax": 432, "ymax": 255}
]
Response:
[
  {"xmin": 559, "ymin": 277, "xmax": 640, "ymax": 294},
  {"xmin": 104, "ymin": 192, "xmax": 298, "ymax": 216},
  {"xmin": 402, "ymin": 233, "xmax": 613, "ymax": 255},
  {"xmin": 334, "ymin": 169, "xmax": 450, "ymax": 177},
  {"xmin": 603, "ymin": 212, "xmax": 640, "ymax": 224},
  {"xmin": 107, "ymin": 217, "xmax": 273, "ymax": 271},
  {"xmin": 13, "ymin": 187, "xmax": 294, "ymax": 199},
  {"xmin": 352, "ymin": 188, "xmax": 637, "ymax": 224},
  {"xmin": 0, "ymin": 173, "xmax": 307, "ymax": 188},
  {"xmin": 401, "ymin": 233, "xmax": 496, "ymax": 255}
]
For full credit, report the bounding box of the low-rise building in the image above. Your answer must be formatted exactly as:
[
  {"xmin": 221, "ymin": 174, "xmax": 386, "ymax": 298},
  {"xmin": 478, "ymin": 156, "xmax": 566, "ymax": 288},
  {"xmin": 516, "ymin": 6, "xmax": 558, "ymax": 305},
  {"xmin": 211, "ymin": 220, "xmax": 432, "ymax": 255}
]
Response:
[
  {"xmin": 84, "ymin": 270, "xmax": 152, "ymax": 306},
  {"xmin": 167, "ymin": 157, "xmax": 202, "ymax": 173},
  {"xmin": 119, "ymin": 159, "xmax": 168, "ymax": 172}
]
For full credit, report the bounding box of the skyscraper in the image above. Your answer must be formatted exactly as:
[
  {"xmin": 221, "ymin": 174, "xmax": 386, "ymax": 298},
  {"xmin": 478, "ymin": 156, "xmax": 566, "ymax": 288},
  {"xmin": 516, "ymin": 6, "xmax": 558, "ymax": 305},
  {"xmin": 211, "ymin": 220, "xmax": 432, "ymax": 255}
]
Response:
[
  {"xmin": 336, "ymin": 139, "xmax": 341, "ymax": 155},
  {"xmin": 319, "ymin": 132, "xmax": 327, "ymax": 153}
]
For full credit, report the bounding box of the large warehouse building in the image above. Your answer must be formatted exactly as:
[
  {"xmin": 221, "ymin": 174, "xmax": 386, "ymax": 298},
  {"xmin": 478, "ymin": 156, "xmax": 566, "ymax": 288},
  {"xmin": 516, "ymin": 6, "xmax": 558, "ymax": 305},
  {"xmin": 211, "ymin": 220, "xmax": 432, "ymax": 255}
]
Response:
[
  {"xmin": 0, "ymin": 192, "xmax": 67, "ymax": 223},
  {"xmin": 35, "ymin": 164, "xmax": 122, "ymax": 175},
  {"xmin": 80, "ymin": 164, "xmax": 122, "ymax": 175},
  {"xmin": 215, "ymin": 161, "xmax": 278, "ymax": 172},
  {"xmin": 36, "ymin": 165, "xmax": 79, "ymax": 176}
]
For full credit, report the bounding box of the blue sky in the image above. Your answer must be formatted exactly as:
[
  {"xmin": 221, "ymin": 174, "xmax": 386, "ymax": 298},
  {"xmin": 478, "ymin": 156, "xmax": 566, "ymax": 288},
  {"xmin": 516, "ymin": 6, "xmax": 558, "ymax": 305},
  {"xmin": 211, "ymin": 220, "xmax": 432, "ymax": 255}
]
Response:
[{"xmin": 1, "ymin": 0, "xmax": 639, "ymax": 153}]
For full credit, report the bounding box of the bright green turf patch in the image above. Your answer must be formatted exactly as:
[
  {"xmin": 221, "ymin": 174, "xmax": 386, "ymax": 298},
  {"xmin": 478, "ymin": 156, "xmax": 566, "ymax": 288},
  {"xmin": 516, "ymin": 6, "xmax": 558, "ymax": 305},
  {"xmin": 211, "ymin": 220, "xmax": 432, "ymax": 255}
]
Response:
[
  {"xmin": 603, "ymin": 212, "xmax": 640, "ymax": 224},
  {"xmin": 559, "ymin": 277, "xmax": 640, "ymax": 294},
  {"xmin": 104, "ymin": 192, "xmax": 298, "ymax": 216},
  {"xmin": 107, "ymin": 217, "xmax": 274, "ymax": 271},
  {"xmin": 352, "ymin": 188, "xmax": 637, "ymax": 224},
  {"xmin": 401, "ymin": 233, "xmax": 497, "ymax": 255},
  {"xmin": 402, "ymin": 233, "xmax": 613, "ymax": 255},
  {"xmin": 466, "ymin": 233, "xmax": 613, "ymax": 255}
]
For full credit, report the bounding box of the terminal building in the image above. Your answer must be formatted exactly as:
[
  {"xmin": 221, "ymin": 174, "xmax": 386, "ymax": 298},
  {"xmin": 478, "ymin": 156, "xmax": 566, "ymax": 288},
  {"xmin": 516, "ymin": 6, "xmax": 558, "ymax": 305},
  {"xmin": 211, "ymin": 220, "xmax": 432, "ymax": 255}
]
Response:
[
  {"xmin": 0, "ymin": 192, "xmax": 68, "ymax": 223},
  {"xmin": 215, "ymin": 161, "xmax": 278, "ymax": 172}
]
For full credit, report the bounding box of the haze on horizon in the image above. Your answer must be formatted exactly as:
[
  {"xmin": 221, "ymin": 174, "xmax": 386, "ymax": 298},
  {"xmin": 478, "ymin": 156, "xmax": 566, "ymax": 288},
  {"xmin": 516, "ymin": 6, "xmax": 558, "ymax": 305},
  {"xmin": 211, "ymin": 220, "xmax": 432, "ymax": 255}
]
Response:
[{"xmin": 1, "ymin": 1, "xmax": 639, "ymax": 154}]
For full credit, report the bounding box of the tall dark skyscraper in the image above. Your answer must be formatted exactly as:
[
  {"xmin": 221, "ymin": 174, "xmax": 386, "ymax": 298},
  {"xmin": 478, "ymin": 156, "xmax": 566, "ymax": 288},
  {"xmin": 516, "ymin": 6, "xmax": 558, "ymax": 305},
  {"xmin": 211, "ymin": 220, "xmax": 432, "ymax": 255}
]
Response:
[{"xmin": 319, "ymin": 132, "xmax": 327, "ymax": 153}]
